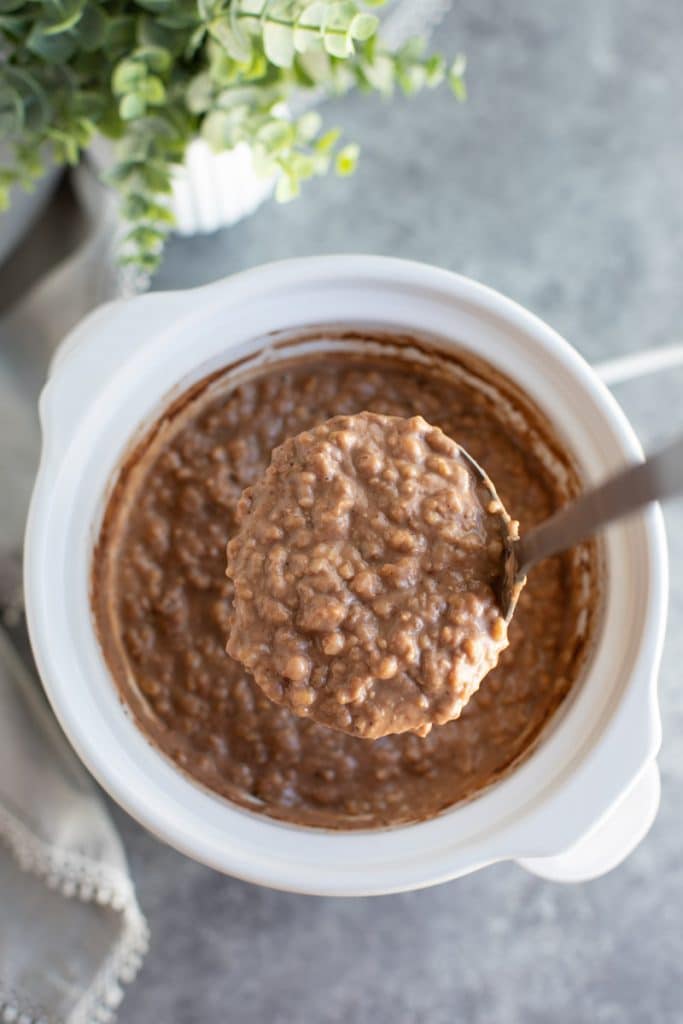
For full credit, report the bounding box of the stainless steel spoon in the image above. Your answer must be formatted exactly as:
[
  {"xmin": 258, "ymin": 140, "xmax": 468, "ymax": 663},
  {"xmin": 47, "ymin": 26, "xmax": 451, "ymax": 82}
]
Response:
[{"xmin": 498, "ymin": 433, "xmax": 683, "ymax": 620}]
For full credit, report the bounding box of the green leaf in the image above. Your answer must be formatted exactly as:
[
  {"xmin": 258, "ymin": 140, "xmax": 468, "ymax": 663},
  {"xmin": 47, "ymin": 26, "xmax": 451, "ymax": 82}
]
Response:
[
  {"xmin": 26, "ymin": 23, "xmax": 78, "ymax": 61},
  {"xmin": 323, "ymin": 30, "xmax": 353, "ymax": 59},
  {"xmin": 296, "ymin": 110, "xmax": 322, "ymax": 142},
  {"xmin": 120, "ymin": 93, "xmax": 146, "ymax": 120},
  {"xmin": 298, "ymin": 0, "xmax": 326, "ymax": 24},
  {"xmin": 75, "ymin": 5, "xmax": 106, "ymax": 51},
  {"xmin": 185, "ymin": 24, "xmax": 206, "ymax": 58},
  {"xmin": 42, "ymin": 0, "xmax": 85, "ymax": 36},
  {"xmin": 448, "ymin": 53, "xmax": 467, "ymax": 101},
  {"xmin": 349, "ymin": 13, "xmax": 378, "ymax": 42},
  {"xmin": 105, "ymin": 158, "xmax": 140, "ymax": 184},
  {"xmin": 450, "ymin": 53, "xmax": 467, "ymax": 78},
  {"xmin": 293, "ymin": 1, "xmax": 325, "ymax": 52},
  {"xmin": 449, "ymin": 75, "xmax": 466, "ymax": 101},
  {"xmin": 275, "ymin": 172, "xmax": 299, "ymax": 202},
  {"xmin": 296, "ymin": 48, "xmax": 332, "ymax": 84},
  {"xmin": 282, "ymin": 151, "xmax": 317, "ymax": 180},
  {"xmin": 4, "ymin": 65, "xmax": 49, "ymax": 120},
  {"xmin": 140, "ymin": 76, "xmax": 167, "ymax": 105},
  {"xmin": 155, "ymin": 0, "xmax": 200, "ymax": 29},
  {"xmin": 263, "ymin": 20, "xmax": 295, "ymax": 68},
  {"xmin": 215, "ymin": 83, "xmax": 263, "ymax": 108},
  {"xmin": 122, "ymin": 193, "xmax": 174, "ymax": 223},
  {"xmin": 398, "ymin": 37, "xmax": 426, "ymax": 62},
  {"xmin": 397, "ymin": 63, "xmax": 427, "ymax": 95},
  {"xmin": 0, "ymin": 0, "xmax": 26, "ymax": 13},
  {"xmin": 134, "ymin": 45, "xmax": 173, "ymax": 73},
  {"xmin": 200, "ymin": 109, "xmax": 232, "ymax": 148},
  {"xmin": 133, "ymin": 0, "xmax": 173, "ymax": 11},
  {"xmin": 327, "ymin": 1, "xmax": 358, "ymax": 27},
  {"xmin": 125, "ymin": 225, "xmax": 167, "ymax": 249},
  {"xmin": 314, "ymin": 127, "xmax": 341, "ymax": 154},
  {"xmin": 120, "ymin": 249, "xmax": 164, "ymax": 273},
  {"xmin": 139, "ymin": 161, "xmax": 173, "ymax": 193},
  {"xmin": 257, "ymin": 118, "xmax": 294, "ymax": 153},
  {"xmin": 360, "ymin": 52, "xmax": 394, "ymax": 94},
  {"xmin": 186, "ymin": 71, "xmax": 214, "ymax": 114},
  {"xmin": 16, "ymin": 143, "xmax": 45, "ymax": 181},
  {"xmin": 206, "ymin": 38, "xmax": 232, "ymax": 80},
  {"xmin": 105, "ymin": 15, "xmax": 136, "ymax": 52},
  {"xmin": 70, "ymin": 88, "xmax": 108, "ymax": 121},
  {"xmin": 0, "ymin": 12, "xmax": 30, "ymax": 34},
  {"xmin": 424, "ymin": 54, "xmax": 445, "ymax": 87},
  {"xmin": 243, "ymin": 51, "xmax": 268, "ymax": 81},
  {"xmin": 229, "ymin": 3, "xmax": 254, "ymax": 62},
  {"xmin": 238, "ymin": 0, "xmax": 266, "ymax": 15},
  {"xmin": 197, "ymin": 0, "xmax": 217, "ymax": 19},
  {"xmin": 335, "ymin": 141, "xmax": 359, "ymax": 176},
  {"xmin": 291, "ymin": 58, "xmax": 316, "ymax": 87},
  {"xmin": 251, "ymin": 144, "xmax": 276, "ymax": 177},
  {"xmin": 138, "ymin": 15, "xmax": 184, "ymax": 53},
  {"xmin": 49, "ymin": 127, "xmax": 80, "ymax": 164},
  {"xmin": 209, "ymin": 16, "xmax": 252, "ymax": 62},
  {"xmin": 0, "ymin": 86, "xmax": 23, "ymax": 136},
  {"xmin": 112, "ymin": 59, "xmax": 147, "ymax": 96}
]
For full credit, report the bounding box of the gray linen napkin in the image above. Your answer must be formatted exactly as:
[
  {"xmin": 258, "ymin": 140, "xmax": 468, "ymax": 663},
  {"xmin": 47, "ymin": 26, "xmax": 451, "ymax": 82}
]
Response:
[
  {"xmin": 0, "ymin": 619, "xmax": 149, "ymax": 1024},
  {"xmin": 0, "ymin": 174, "xmax": 148, "ymax": 1024}
]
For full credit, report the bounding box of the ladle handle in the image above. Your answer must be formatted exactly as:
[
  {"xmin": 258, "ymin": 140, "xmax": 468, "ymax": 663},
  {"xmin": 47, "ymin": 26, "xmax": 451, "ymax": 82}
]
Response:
[{"xmin": 517, "ymin": 433, "xmax": 683, "ymax": 574}]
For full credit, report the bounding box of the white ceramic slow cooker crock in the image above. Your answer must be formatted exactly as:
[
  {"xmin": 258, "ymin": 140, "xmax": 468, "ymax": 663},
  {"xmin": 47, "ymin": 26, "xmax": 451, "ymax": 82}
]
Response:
[{"xmin": 24, "ymin": 256, "xmax": 667, "ymax": 895}]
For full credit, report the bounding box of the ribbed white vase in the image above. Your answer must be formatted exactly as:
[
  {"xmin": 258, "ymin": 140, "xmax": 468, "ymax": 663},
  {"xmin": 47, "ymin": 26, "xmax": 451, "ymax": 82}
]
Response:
[{"xmin": 169, "ymin": 139, "xmax": 274, "ymax": 235}]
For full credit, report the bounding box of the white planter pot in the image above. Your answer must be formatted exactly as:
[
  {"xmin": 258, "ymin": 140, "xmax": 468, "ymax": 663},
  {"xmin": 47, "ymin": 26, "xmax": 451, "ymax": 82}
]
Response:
[
  {"xmin": 87, "ymin": 136, "xmax": 274, "ymax": 237},
  {"xmin": 24, "ymin": 256, "xmax": 667, "ymax": 895},
  {"xmin": 169, "ymin": 138, "xmax": 275, "ymax": 236}
]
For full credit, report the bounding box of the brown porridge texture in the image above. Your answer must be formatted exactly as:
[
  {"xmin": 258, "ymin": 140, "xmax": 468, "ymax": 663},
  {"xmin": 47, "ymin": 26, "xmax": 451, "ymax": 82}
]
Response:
[
  {"xmin": 92, "ymin": 344, "xmax": 596, "ymax": 830},
  {"xmin": 227, "ymin": 412, "xmax": 514, "ymax": 739}
]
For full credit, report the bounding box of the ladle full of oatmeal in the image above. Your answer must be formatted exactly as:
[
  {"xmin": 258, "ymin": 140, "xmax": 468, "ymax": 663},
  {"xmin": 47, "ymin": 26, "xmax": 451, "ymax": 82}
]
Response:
[{"xmin": 226, "ymin": 412, "xmax": 518, "ymax": 739}]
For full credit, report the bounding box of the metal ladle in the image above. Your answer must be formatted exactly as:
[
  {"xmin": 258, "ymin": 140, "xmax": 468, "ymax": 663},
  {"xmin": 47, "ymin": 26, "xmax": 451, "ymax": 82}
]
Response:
[{"xmin": 491, "ymin": 433, "xmax": 683, "ymax": 621}]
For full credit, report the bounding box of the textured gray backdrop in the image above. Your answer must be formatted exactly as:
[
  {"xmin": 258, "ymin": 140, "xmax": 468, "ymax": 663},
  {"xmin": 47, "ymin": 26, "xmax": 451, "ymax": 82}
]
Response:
[{"xmin": 114, "ymin": 2, "xmax": 683, "ymax": 1020}]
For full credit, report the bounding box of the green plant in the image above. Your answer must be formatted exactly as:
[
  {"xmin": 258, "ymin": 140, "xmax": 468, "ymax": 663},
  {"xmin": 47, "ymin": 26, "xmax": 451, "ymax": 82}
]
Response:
[{"xmin": 0, "ymin": 0, "xmax": 465, "ymax": 270}]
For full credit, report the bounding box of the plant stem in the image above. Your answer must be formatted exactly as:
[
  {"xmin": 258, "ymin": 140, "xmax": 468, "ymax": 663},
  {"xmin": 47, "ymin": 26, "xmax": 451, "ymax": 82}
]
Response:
[{"xmin": 235, "ymin": 12, "xmax": 349, "ymax": 36}]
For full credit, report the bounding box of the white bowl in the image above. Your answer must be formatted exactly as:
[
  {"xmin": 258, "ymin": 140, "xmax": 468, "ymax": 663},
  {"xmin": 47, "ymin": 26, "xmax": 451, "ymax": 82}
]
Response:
[{"xmin": 24, "ymin": 256, "xmax": 667, "ymax": 895}]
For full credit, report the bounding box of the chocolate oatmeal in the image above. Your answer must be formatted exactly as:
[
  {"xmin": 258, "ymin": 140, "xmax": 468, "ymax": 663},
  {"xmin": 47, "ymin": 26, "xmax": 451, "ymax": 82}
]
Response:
[
  {"xmin": 227, "ymin": 412, "xmax": 514, "ymax": 739},
  {"xmin": 92, "ymin": 341, "xmax": 597, "ymax": 830}
]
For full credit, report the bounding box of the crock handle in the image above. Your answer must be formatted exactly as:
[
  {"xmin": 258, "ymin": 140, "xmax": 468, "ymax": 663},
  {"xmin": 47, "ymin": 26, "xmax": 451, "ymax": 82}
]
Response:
[
  {"xmin": 37, "ymin": 289, "xmax": 193, "ymax": 464},
  {"xmin": 594, "ymin": 344, "xmax": 683, "ymax": 386},
  {"xmin": 517, "ymin": 761, "xmax": 660, "ymax": 883}
]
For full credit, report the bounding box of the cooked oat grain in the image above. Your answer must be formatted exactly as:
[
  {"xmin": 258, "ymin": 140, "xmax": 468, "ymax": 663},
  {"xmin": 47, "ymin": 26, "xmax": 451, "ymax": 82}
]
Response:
[{"xmin": 227, "ymin": 413, "xmax": 513, "ymax": 738}]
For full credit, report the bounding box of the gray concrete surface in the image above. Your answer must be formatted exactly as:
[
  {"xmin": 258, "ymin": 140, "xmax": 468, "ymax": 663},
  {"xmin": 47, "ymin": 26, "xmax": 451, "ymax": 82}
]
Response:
[{"xmin": 6, "ymin": 0, "xmax": 683, "ymax": 1020}]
